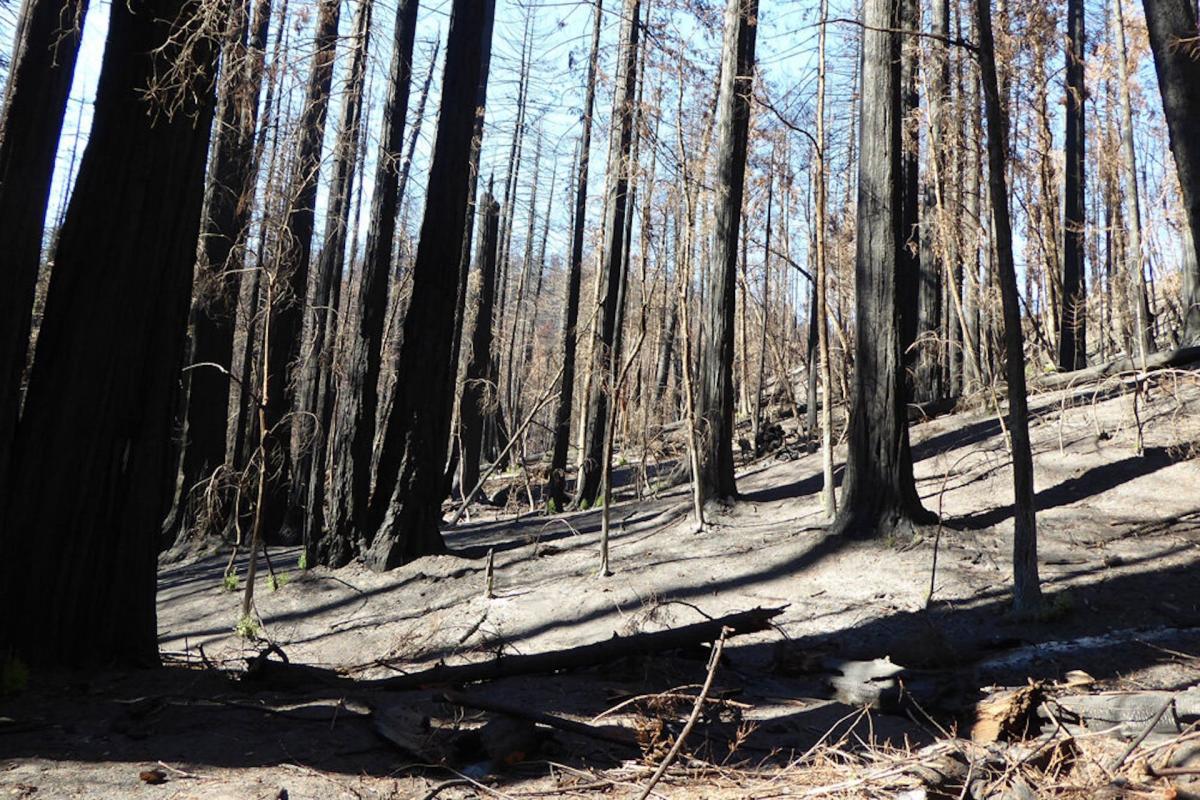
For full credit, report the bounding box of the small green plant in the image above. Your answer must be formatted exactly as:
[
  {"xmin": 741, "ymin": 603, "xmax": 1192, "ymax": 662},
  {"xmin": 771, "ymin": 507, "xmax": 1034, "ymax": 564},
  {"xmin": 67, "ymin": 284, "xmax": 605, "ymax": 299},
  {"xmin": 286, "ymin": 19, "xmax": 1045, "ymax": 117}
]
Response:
[
  {"xmin": 546, "ymin": 497, "xmax": 558, "ymax": 514},
  {"xmin": 579, "ymin": 498, "xmax": 592, "ymax": 511},
  {"xmin": 222, "ymin": 572, "xmax": 238, "ymax": 592},
  {"xmin": 297, "ymin": 551, "xmax": 309, "ymax": 571},
  {"xmin": 235, "ymin": 614, "xmax": 260, "ymax": 640},
  {"xmin": 1, "ymin": 656, "xmax": 29, "ymax": 695},
  {"xmin": 268, "ymin": 574, "xmax": 289, "ymax": 592}
]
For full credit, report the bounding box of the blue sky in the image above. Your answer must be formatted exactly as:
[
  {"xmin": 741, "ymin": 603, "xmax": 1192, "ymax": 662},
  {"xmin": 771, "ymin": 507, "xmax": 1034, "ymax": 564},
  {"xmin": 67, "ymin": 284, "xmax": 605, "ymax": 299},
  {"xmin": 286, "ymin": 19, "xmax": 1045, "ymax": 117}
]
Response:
[{"xmin": 0, "ymin": 0, "xmax": 1187, "ymax": 335}]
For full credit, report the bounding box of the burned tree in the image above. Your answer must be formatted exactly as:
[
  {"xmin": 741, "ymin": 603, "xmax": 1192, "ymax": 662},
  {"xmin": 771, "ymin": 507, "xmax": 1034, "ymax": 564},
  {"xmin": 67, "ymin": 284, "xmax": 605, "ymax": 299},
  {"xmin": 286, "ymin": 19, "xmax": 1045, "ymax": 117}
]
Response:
[
  {"xmin": 546, "ymin": 0, "xmax": 604, "ymax": 511},
  {"xmin": 575, "ymin": 0, "xmax": 642, "ymax": 508},
  {"xmin": 259, "ymin": 0, "xmax": 340, "ymax": 541},
  {"xmin": 459, "ymin": 189, "xmax": 501, "ymax": 499},
  {"xmin": 1141, "ymin": 0, "xmax": 1200, "ymax": 344},
  {"xmin": 0, "ymin": 0, "xmax": 217, "ymax": 666},
  {"xmin": 1058, "ymin": 0, "xmax": 1087, "ymax": 370},
  {"xmin": 0, "ymin": 0, "xmax": 88, "ymax": 488},
  {"xmin": 366, "ymin": 0, "xmax": 497, "ymax": 570},
  {"xmin": 171, "ymin": 0, "xmax": 273, "ymax": 544},
  {"xmin": 323, "ymin": 0, "xmax": 421, "ymax": 566},
  {"xmin": 978, "ymin": 0, "xmax": 1042, "ymax": 614},
  {"xmin": 830, "ymin": 0, "xmax": 933, "ymax": 538},
  {"xmin": 698, "ymin": 0, "xmax": 759, "ymax": 504}
]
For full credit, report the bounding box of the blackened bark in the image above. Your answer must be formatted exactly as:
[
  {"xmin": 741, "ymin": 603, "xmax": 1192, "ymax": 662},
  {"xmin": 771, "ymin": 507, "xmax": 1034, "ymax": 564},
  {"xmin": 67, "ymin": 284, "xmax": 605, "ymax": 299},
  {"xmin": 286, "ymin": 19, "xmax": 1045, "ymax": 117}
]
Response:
[
  {"xmin": 297, "ymin": 0, "xmax": 371, "ymax": 563},
  {"xmin": 259, "ymin": 0, "xmax": 340, "ymax": 542},
  {"xmin": 172, "ymin": 0, "xmax": 272, "ymax": 543},
  {"xmin": 575, "ymin": 0, "xmax": 641, "ymax": 508},
  {"xmin": 323, "ymin": 0, "xmax": 420, "ymax": 566},
  {"xmin": 444, "ymin": 17, "xmax": 495, "ymax": 498},
  {"xmin": 698, "ymin": 0, "xmax": 758, "ymax": 504},
  {"xmin": 459, "ymin": 191, "xmax": 501, "ymax": 497},
  {"xmin": 1058, "ymin": 0, "xmax": 1087, "ymax": 370},
  {"xmin": 830, "ymin": 0, "xmax": 933, "ymax": 539},
  {"xmin": 366, "ymin": 0, "xmax": 497, "ymax": 570},
  {"xmin": 977, "ymin": 0, "xmax": 1041, "ymax": 614},
  {"xmin": 546, "ymin": 0, "xmax": 604, "ymax": 510},
  {"xmin": 0, "ymin": 0, "xmax": 216, "ymax": 666},
  {"xmin": 899, "ymin": 0, "xmax": 921, "ymax": 380},
  {"xmin": 0, "ymin": 0, "xmax": 87, "ymax": 490},
  {"xmin": 1141, "ymin": 0, "xmax": 1200, "ymax": 343}
]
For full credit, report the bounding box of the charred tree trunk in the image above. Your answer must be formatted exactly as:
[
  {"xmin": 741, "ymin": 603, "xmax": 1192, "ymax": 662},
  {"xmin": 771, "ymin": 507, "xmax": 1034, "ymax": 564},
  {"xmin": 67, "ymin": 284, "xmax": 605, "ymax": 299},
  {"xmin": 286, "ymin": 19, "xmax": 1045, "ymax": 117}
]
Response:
[
  {"xmin": 443, "ymin": 23, "xmax": 494, "ymax": 498},
  {"xmin": 830, "ymin": 0, "xmax": 933, "ymax": 539},
  {"xmin": 323, "ymin": 0, "xmax": 420, "ymax": 566},
  {"xmin": 977, "ymin": 0, "xmax": 1042, "ymax": 615},
  {"xmin": 1058, "ymin": 0, "xmax": 1088, "ymax": 370},
  {"xmin": 0, "ymin": 0, "xmax": 216, "ymax": 666},
  {"xmin": 293, "ymin": 0, "xmax": 369, "ymax": 563},
  {"xmin": 0, "ymin": 0, "xmax": 88, "ymax": 490},
  {"xmin": 459, "ymin": 190, "xmax": 501, "ymax": 500},
  {"xmin": 1141, "ymin": 0, "xmax": 1200, "ymax": 344},
  {"xmin": 366, "ymin": 0, "xmax": 497, "ymax": 570},
  {"xmin": 546, "ymin": 0, "xmax": 604, "ymax": 510},
  {"xmin": 260, "ymin": 0, "xmax": 340, "ymax": 542},
  {"xmin": 171, "ymin": 0, "xmax": 272, "ymax": 544},
  {"xmin": 574, "ymin": 0, "xmax": 641, "ymax": 508},
  {"xmin": 1111, "ymin": 0, "xmax": 1154, "ymax": 359}
]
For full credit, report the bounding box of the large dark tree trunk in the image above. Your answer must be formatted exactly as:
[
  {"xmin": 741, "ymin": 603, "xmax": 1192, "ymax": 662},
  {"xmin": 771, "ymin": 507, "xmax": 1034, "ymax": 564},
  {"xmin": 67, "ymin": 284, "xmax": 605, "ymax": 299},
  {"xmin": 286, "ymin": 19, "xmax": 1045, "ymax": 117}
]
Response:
[
  {"xmin": 296, "ymin": 0, "xmax": 371, "ymax": 562},
  {"xmin": 259, "ymin": 0, "xmax": 340, "ymax": 542},
  {"xmin": 1058, "ymin": 0, "xmax": 1087, "ymax": 370},
  {"xmin": 171, "ymin": 0, "xmax": 272, "ymax": 544},
  {"xmin": 830, "ymin": 0, "xmax": 933, "ymax": 539},
  {"xmin": 0, "ymin": 0, "xmax": 88, "ymax": 490},
  {"xmin": 1141, "ymin": 0, "xmax": 1200, "ymax": 344},
  {"xmin": 697, "ymin": 0, "xmax": 758, "ymax": 504},
  {"xmin": 443, "ymin": 17, "xmax": 494, "ymax": 498},
  {"xmin": 0, "ymin": 0, "xmax": 216, "ymax": 666},
  {"xmin": 575, "ymin": 0, "xmax": 641, "ymax": 508},
  {"xmin": 365, "ymin": 0, "xmax": 497, "ymax": 570},
  {"xmin": 459, "ymin": 190, "xmax": 501, "ymax": 498},
  {"xmin": 323, "ymin": 0, "xmax": 420, "ymax": 566},
  {"xmin": 546, "ymin": 0, "xmax": 604, "ymax": 510},
  {"xmin": 977, "ymin": 0, "xmax": 1042, "ymax": 615}
]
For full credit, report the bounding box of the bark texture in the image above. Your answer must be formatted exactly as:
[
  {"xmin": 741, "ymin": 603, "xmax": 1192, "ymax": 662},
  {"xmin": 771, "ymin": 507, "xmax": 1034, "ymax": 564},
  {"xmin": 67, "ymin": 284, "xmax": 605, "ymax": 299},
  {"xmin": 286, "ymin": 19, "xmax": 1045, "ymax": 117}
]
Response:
[
  {"xmin": 698, "ymin": 0, "xmax": 759, "ymax": 503},
  {"xmin": 0, "ymin": 0, "xmax": 88, "ymax": 490},
  {"xmin": 0, "ymin": 0, "xmax": 216, "ymax": 666},
  {"xmin": 366, "ymin": 0, "xmax": 497, "ymax": 570},
  {"xmin": 830, "ymin": 0, "xmax": 932, "ymax": 539},
  {"xmin": 322, "ymin": 0, "xmax": 420, "ymax": 565}
]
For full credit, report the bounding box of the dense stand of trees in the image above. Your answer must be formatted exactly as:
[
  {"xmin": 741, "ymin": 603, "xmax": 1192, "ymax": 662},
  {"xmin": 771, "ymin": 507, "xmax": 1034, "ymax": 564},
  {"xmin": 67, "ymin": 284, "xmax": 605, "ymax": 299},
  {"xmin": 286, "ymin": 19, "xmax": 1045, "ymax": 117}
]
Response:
[{"xmin": 1, "ymin": 0, "xmax": 1199, "ymax": 665}]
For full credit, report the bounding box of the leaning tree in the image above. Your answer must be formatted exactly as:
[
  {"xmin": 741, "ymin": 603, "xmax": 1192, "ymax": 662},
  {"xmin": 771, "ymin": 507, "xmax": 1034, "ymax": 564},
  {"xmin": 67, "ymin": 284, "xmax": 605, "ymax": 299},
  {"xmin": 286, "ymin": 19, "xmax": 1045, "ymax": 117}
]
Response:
[{"xmin": 0, "ymin": 0, "xmax": 88, "ymax": 491}]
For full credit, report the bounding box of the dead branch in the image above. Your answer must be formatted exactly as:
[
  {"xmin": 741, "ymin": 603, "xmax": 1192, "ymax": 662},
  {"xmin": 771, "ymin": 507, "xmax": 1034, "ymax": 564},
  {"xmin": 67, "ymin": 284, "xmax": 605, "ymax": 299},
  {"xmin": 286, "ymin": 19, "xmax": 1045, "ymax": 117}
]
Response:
[{"xmin": 368, "ymin": 606, "xmax": 783, "ymax": 692}]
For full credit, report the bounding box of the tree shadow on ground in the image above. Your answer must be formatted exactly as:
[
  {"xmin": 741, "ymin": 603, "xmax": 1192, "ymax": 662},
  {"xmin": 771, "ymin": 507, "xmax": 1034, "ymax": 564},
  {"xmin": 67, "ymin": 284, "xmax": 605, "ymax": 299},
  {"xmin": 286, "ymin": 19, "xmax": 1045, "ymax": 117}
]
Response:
[{"xmin": 952, "ymin": 446, "xmax": 1180, "ymax": 530}]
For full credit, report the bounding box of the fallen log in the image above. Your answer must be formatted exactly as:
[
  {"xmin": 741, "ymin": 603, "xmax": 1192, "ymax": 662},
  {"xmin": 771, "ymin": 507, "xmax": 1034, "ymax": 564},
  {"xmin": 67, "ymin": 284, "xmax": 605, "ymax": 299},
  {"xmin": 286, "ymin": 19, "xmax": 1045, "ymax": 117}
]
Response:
[
  {"xmin": 1032, "ymin": 345, "xmax": 1200, "ymax": 390},
  {"xmin": 442, "ymin": 689, "xmax": 641, "ymax": 749},
  {"xmin": 1052, "ymin": 688, "xmax": 1200, "ymax": 738},
  {"xmin": 367, "ymin": 606, "xmax": 784, "ymax": 692}
]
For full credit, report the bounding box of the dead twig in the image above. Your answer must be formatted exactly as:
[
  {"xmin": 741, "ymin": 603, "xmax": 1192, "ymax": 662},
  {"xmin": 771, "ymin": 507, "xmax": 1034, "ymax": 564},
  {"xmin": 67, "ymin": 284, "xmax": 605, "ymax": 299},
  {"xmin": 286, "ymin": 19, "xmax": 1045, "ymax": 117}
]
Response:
[
  {"xmin": 635, "ymin": 626, "xmax": 731, "ymax": 800},
  {"xmin": 1110, "ymin": 697, "xmax": 1176, "ymax": 771}
]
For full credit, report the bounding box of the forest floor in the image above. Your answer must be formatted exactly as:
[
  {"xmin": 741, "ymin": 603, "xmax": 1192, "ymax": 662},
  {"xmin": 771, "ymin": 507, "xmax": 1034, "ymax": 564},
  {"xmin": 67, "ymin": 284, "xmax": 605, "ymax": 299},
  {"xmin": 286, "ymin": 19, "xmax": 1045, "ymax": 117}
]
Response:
[{"xmin": 5, "ymin": 370, "xmax": 1200, "ymax": 798}]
